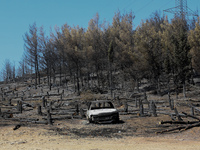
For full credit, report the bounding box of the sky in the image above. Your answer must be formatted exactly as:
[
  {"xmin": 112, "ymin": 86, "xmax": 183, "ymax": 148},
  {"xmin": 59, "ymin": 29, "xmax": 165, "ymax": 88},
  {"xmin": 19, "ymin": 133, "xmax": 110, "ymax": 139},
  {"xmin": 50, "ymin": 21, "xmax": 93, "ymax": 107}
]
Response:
[{"xmin": 0, "ymin": 0, "xmax": 199, "ymax": 75}]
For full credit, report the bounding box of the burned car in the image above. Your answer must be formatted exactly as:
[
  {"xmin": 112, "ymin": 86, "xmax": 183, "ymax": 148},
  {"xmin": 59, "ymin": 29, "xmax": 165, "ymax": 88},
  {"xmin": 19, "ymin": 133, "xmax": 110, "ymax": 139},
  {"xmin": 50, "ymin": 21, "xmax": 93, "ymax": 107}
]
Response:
[{"xmin": 86, "ymin": 100, "xmax": 119, "ymax": 123}]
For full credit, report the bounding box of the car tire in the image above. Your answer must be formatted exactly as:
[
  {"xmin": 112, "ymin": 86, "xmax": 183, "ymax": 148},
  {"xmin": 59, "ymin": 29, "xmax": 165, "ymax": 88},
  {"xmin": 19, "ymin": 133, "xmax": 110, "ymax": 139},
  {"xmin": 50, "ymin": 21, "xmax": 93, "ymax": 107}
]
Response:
[
  {"xmin": 91, "ymin": 116, "xmax": 95, "ymax": 123},
  {"xmin": 88, "ymin": 116, "xmax": 92, "ymax": 123}
]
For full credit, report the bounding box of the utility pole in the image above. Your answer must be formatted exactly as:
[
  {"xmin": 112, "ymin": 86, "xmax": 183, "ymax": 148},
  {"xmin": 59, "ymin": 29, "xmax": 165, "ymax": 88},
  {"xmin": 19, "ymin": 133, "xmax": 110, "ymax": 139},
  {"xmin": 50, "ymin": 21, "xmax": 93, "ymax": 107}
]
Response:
[{"xmin": 163, "ymin": 0, "xmax": 198, "ymax": 18}]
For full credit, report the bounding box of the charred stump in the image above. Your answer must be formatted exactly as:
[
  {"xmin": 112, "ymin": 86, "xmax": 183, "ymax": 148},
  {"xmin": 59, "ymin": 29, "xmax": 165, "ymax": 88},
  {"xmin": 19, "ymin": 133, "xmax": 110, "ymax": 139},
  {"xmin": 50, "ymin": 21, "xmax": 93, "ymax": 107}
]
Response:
[
  {"xmin": 169, "ymin": 98, "xmax": 174, "ymax": 110},
  {"xmin": 80, "ymin": 108, "xmax": 85, "ymax": 118},
  {"xmin": 49, "ymin": 101, "xmax": 53, "ymax": 112},
  {"xmin": 8, "ymin": 99, "xmax": 12, "ymax": 106},
  {"xmin": 17, "ymin": 100, "xmax": 22, "ymax": 113},
  {"xmin": 124, "ymin": 102, "xmax": 128, "ymax": 113},
  {"xmin": 191, "ymin": 107, "xmax": 194, "ymax": 116},
  {"xmin": 135, "ymin": 97, "xmax": 138, "ymax": 108},
  {"xmin": 62, "ymin": 90, "xmax": 64, "ymax": 96},
  {"xmin": 139, "ymin": 100, "xmax": 144, "ymax": 117},
  {"xmin": 42, "ymin": 96, "xmax": 47, "ymax": 107},
  {"xmin": 117, "ymin": 96, "xmax": 121, "ymax": 107},
  {"xmin": 47, "ymin": 108, "xmax": 53, "ymax": 125},
  {"xmin": 150, "ymin": 101, "xmax": 157, "ymax": 117},
  {"xmin": 174, "ymin": 107, "xmax": 183, "ymax": 121},
  {"xmin": 0, "ymin": 108, "xmax": 2, "ymax": 117},
  {"xmin": 37, "ymin": 105, "xmax": 42, "ymax": 115},
  {"xmin": 75, "ymin": 104, "xmax": 79, "ymax": 115}
]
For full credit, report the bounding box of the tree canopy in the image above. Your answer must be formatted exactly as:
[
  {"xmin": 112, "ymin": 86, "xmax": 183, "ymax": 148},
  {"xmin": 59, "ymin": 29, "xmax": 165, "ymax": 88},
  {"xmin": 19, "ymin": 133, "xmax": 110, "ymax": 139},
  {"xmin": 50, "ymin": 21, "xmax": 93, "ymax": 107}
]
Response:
[{"xmin": 1, "ymin": 11, "xmax": 200, "ymax": 98}]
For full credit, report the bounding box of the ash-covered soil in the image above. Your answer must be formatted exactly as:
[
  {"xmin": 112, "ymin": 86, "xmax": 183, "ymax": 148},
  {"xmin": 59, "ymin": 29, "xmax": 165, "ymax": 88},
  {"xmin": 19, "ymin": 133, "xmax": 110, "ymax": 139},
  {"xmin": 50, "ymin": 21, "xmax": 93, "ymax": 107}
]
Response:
[{"xmin": 1, "ymin": 79, "xmax": 200, "ymax": 149}]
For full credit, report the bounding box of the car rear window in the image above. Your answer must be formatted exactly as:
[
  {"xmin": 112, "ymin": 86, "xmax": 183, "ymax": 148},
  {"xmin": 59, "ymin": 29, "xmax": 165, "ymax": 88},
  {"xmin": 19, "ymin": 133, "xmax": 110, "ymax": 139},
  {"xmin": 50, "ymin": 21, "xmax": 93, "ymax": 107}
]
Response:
[{"xmin": 90, "ymin": 102, "xmax": 114, "ymax": 110}]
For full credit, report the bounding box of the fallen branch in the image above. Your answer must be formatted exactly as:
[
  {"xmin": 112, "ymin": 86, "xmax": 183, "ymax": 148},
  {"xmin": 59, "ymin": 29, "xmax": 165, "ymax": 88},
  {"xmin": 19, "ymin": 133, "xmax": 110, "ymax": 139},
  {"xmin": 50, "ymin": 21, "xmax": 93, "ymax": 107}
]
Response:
[
  {"xmin": 159, "ymin": 120, "xmax": 199, "ymax": 125},
  {"xmin": 181, "ymin": 122, "xmax": 200, "ymax": 131},
  {"xmin": 156, "ymin": 126, "xmax": 185, "ymax": 134},
  {"xmin": 157, "ymin": 122, "xmax": 200, "ymax": 134},
  {"xmin": 13, "ymin": 124, "xmax": 21, "ymax": 130},
  {"xmin": 182, "ymin": 112, "xmax": 200, "ymax": 121}
]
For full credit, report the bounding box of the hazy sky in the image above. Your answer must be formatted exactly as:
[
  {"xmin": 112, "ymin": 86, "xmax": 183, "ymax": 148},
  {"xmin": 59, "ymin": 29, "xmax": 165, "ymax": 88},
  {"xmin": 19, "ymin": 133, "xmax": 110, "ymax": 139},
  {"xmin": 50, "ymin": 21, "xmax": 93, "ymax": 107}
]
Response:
[{"xmin": 0, "ymin": 0, "xmax": 199, "ymax": 72}]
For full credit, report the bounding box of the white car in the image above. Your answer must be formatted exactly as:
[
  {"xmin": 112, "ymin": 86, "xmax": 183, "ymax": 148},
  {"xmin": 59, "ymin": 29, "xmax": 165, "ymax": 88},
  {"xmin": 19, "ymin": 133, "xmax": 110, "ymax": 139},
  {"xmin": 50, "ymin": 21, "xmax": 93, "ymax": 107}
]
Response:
[{"xmin": 86, "ymin": 100, "xmax": 119, "ymax": 123}]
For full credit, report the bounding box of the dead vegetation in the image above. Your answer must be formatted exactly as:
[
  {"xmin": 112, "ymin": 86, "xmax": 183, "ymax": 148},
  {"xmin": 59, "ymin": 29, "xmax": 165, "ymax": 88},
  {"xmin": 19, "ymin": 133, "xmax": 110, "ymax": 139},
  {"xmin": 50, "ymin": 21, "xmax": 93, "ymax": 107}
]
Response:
[{"xmin": 1, "ymin": 76, "xmax": 200, "ymax": 139}]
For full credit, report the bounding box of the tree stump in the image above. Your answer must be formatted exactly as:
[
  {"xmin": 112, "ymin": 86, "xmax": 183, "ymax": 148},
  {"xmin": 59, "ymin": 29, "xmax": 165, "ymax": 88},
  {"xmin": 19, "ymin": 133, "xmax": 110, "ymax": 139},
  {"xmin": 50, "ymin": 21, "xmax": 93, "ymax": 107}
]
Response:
[
  {"xmin": 117, "ymin": 96, "xmax": 121, "ymax": 107},
  {"xmin": 47, "ymin": 108, "xmax": 53, "ymax": 125},
  {"xmin": 0, "ymin": 108, "xmax": 2, "ymax": 117},
  {"xmin": 62, "ymin": 90, "xmax": 64, "ymax": 96},
  {"xmin": 49, "ymin": 101, "xmax": 53, "ymax": 112},
  {"xmin": 124, "ymin": 102, "xmax": 128, "ymax": 113},
  {"xmin": 135, "ymin": 97, "xmax": 138, "ymax": 108},
  {"xmin": 169, "ymin": 98, "xmax": 174, "ymax": 110},
  {"xmin": 9, "ymin": 99, "xmax": 12, "ymax": 106},
  {"xmin": 17, "ymin": 101, "xmax": 22, "ymax": 113},
  {"xmin": 191, "ymin": 107, "xmax": 195, "ymax": 116},
  {"xmin": 144, "ymin": 92, "xmax": 147, "ymax": 101},
  {"xmin": 80, "ymin": 108, "xmax": 85, "ymax": 118},
  {"xmin": 150, "ymin": 101, "xmax": 157, "ymax": 117},
  {"xmin": 139, "ymin": 100, "xmax": 144, "ymax": 116},
  {"xmin": 37, "ymin": 105, "xmax": 42, "ymax": 115},
  {"xmin": 174, "ymin": 107, "xmax": 182, "ymax": 121},
  {"xmin": 47, "ymin": 92, "xmax": 49, "ymax": 98},
  {"xmin": 42, "ymin": 96, "xmax": 46, "ymax": 107},
  {"xmin": 75, "ymin": 104, "xmax": 79, "ymax": 115},
  {"xmin": 169, "ymin": 97, "xmax": 172, "ymax": 109}
]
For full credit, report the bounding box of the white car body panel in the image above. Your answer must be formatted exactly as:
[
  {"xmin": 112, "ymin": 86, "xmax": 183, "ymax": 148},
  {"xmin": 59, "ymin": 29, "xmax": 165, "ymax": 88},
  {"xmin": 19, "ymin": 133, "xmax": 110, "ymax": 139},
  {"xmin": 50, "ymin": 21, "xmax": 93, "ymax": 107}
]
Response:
[
  {"xmin": 86, "ymin": 100, "xmax": 119, "ymax": 123},
  {"xmin": 87, "ymin": 109, "xmax": 118, "ymax": 118}
]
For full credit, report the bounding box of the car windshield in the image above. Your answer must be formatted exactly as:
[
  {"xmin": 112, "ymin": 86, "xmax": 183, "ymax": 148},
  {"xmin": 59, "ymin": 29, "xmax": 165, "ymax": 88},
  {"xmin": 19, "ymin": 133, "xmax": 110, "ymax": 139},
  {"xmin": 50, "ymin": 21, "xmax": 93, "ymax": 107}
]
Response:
[{"xmin": 90, "ymin": 102, "xmax": 114, "ymax": 110}]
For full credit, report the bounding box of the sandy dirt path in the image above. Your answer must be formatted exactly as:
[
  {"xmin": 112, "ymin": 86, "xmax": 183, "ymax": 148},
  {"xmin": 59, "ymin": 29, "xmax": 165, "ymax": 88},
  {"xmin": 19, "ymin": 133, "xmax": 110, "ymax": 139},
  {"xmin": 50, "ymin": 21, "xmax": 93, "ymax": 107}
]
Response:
[{"xmin": 1, "ymin": 126, "xmax": 200, "ymax": 150}]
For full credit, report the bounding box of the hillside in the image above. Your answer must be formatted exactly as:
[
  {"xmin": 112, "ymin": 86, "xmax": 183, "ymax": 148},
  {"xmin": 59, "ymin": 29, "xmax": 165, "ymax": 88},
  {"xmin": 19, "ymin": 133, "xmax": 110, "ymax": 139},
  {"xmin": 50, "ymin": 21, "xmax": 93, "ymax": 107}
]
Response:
[{"xmin": 1, "ymin": 75, "xmax": 200, "ymax": 149}]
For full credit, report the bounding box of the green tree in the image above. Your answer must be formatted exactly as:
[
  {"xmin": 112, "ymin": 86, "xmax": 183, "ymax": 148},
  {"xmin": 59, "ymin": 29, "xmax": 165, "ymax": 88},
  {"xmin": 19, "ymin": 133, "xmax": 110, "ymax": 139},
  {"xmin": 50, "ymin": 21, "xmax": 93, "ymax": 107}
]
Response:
[
  {"xmin": 162, "ymin": 16, "xmax": 191, "ymax": 98},
  {"xmin": 134, "ymin": 13, "xmax": 164, "ymax": 94},
  {"xmin": 85, "ymin": 13, "xmax": 106, "ymax": 89},
  {"xmin": 171, "ymin": 17, "xmax": 191, "ymax": 98},
  {"xmin": 189, "ymin": 18, "xmax": 200, "ymax": 73}
]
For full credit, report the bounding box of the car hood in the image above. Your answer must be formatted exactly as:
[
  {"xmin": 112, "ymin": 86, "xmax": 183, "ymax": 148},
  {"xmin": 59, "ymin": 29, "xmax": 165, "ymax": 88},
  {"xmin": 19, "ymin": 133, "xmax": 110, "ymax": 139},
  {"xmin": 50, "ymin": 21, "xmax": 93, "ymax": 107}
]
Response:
[{"xmin": 87, "ymin": 109, "xmax": 118, "ymax": 116}]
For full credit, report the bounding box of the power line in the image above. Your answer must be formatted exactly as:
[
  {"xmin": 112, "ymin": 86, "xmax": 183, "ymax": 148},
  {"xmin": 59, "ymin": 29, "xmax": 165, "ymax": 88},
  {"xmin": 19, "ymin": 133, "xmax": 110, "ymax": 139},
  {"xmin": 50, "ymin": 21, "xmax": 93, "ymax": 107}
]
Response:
[
  {"xmin": 122, "ymin": 0, "xmax": 137, "ymax": 11},
  {"xmin": 158, "ymin": 0, "xmax": 174, "ymax": 10},
  {"xmin": 135, "ymin": 0, "xmax": 154, "ymax": 14}
]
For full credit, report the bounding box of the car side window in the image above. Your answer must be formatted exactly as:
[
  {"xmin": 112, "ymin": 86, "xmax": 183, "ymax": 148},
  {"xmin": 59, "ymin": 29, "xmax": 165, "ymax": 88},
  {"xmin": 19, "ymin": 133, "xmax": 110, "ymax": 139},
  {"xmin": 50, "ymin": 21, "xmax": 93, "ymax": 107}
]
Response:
[{"xmin": 90, "ymin": 103, "xmax": 96, "ymax": 110}]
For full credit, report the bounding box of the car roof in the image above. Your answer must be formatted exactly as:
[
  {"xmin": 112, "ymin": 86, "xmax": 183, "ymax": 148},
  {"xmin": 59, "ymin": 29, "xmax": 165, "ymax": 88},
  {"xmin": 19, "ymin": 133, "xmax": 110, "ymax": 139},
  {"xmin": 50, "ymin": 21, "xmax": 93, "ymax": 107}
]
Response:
[{"xmin": 90, "ymin": 100, "xmax": 112, "ymax": 103}]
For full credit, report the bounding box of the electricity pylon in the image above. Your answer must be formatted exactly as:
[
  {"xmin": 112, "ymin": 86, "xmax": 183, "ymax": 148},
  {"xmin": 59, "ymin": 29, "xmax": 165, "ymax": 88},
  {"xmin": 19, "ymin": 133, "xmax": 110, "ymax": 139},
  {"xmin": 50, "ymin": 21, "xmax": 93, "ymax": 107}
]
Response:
[{"xmin": 163, "ymin": 0, "xmax": 198, "ymax": 18}]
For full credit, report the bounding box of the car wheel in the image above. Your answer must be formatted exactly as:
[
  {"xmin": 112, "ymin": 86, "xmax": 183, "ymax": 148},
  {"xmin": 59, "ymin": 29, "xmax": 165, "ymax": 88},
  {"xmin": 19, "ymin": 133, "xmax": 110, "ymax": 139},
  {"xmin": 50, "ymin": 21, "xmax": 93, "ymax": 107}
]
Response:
[
  {"xmin": 89, "ymin": 118, "xmax": 92, "ymax": 123},
  {"xmin": 90, "ymin": 116, "xmax": 95, "ymax": 123},
  {"xmin": 88, "ymin": 116, "xmax": 92, "ymax": 123},
  {"xmin": 115, "ymin": 117, "xmax": 119, "ymax": 123}
]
